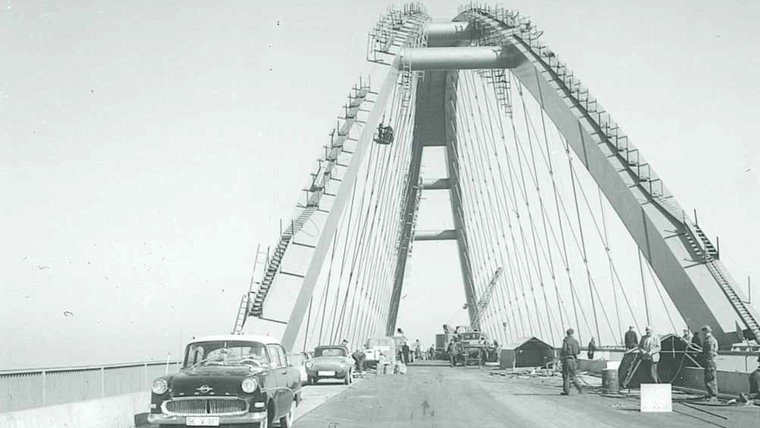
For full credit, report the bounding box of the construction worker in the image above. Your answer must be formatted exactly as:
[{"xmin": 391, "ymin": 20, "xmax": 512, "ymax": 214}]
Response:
[
  {"xmin": 701, "ymin": 325, "xmax": 719, "ymax": 401},
  {"xmin": 749, "ymin": 354, "xmax": 760, "ymax": 399},
  {"xmin": 447, "ymin": 337, "xmax": 458, "ymax": 367},
  {"xmin": 352, "ymin": 348, "xmax": 366, "ymax": 373},
  {"xmin": 682, "ymin": 329, "xmax": 692, "ymax": 342},
  {"xmin": 691, "ymin": 330, "xmax": 702, "ymax": 348},
  {"xmin": 624, "ymin": 326, "xmax": 638, "ymax": 349},
  {"xmin": 587, "ymin": 337, "xmax": 596, "ymax": 360},
  {"xmin": 637, "ymin": 326, "xmax": 661, "ymax": 383},
  {"xmin": 560, "ymin": 328, "xmax": 582, "ymax": 395}
]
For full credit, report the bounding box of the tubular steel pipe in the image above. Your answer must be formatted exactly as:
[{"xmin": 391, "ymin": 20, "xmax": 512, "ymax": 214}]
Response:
[
  {"xmin": 399, "ymin": 46, "xmax": 522, "ymax": 71},
  {"xmin": 425, "ymin": 21, "xmax": 474, "ymax": 46}
]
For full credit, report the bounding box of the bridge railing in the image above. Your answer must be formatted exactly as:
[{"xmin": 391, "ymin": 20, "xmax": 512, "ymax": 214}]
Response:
[{"xmin": 0, "ymin": 360, "xmax": 181, "ymax": 413}]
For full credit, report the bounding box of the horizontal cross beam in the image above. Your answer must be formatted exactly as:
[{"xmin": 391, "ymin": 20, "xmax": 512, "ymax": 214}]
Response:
[
  {"xmin": 422, "ymin": 178, "xmax": 451, "ymax": 190},
  {"xmin": 415, "ymin": 229, "xmax": 458, "ymax": 241},
  {"xmin": 425, "ymin": 21, "xmax": 474, "ymax": 46},
  {"xmin": 400, "ymin": 46, "xmax": 523, "ymax": 71}
]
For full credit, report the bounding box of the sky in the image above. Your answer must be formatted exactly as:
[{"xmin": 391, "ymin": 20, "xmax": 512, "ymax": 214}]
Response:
[{"xmin": 1, "ymin": 0, "xmax": 759, "ymax": 370}]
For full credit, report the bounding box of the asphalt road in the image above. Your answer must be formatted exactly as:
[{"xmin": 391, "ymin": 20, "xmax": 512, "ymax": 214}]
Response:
[
  {"xmin": 294, "ymin": 378, "xmax": 358, "ymax": 422},
  {"xmin": 294, "ymin": 364, "xmax": 760, "ymax": 428}
]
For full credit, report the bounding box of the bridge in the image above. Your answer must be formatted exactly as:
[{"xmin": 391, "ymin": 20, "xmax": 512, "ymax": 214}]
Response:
[{"xmin": 2, "ymin": 2, "xmax": 759, "ymax": 427}]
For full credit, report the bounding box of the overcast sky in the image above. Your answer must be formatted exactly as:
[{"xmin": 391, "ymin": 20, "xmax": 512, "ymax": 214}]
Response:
[{"xmin": 1, "ymin": 0, "xmax": 758, "ymax": 370}]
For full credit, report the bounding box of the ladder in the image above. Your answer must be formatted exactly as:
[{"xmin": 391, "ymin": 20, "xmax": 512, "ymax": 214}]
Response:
[
  {"xmin": 231, "ymin": 245, "xmax": 267, "ymax": 334},
  {"xmin": 249, "ymin": 206, "xmax": 318, "ymax": 317}
]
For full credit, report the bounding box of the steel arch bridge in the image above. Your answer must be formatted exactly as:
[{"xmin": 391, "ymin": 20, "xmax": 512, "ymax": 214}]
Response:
[{"xmin": 232, "ymin": 3, "xmax": 759, "ymax": 352}]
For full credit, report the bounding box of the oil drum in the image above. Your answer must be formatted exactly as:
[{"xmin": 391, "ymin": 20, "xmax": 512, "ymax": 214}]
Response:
[{"xmin": 602, "ymin": 368, "xmax": 620, "ymax": 394}]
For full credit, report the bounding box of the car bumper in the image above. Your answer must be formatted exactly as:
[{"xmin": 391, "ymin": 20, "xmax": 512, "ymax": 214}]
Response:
[
  {"xmin": 147, "ymin": 411, "xmax": 266, "ymax": 425},
  {"xmin": 307, "ymin": 368, "xmax": 349, "ymax": 378}
]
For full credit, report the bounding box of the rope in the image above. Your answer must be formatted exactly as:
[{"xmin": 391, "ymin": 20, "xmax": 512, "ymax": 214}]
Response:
[
  {"xmin": 511, "ymin": 73, "xmax": 562, "ymax": 343},
  {"xmin": 501, "ymin": 73, "xmax": 590, "ymax": 339},
  {"xmin": 638, "ymin": 249, "xmax": 652, "ymax": 326},
  {"xmin": 461, "ymin": 72, "xmax": 513, "ymax": 335},
  {"xmin": 511, "ymin": 71, "xmax": 638, "ymax": 342},
  {"xmin": 646, "ymin": 257, "xmax": 679, "ymax": 334},
  {"xmin": 316, "ymin": 234, "xmax": 340, "ymax": 344},
  {"xmin": 342, "ymin": 74, "xmax": 418, "ymax": 345},
  {"xmin": 457, "ymin": 72, "xmax": 526, "ymax": 338},
  {"xmin": 599, "ymin": 188, "xmax": 623, "ymax": 344},
  {"xmin": 350, "ymin": 83, "xmax": 416, "ymax": 345}
]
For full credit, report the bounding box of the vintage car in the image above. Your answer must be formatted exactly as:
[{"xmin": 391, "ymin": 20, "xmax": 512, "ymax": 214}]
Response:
[
  {"xmin": 147, "ymin": 334, "xmax": 301, "ymax": 428},
  {"xmin": 305, "ymin": 345, "xmax": 353, "ymax": 384}
]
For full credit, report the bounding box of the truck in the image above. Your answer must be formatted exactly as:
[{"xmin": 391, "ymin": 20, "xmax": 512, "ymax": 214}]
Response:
[
  {"xmin": 363, "ymin": 336, "xmax": 397, "ymax": 370},
  {"xmin": 439, "ymin": 326, "xmax": 497, "ymax": 365}
]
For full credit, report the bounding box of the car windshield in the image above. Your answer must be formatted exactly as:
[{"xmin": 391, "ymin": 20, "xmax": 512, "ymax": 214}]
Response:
[
  {"xmin": 367, "ymin": 338, "xmax": 393, "ymax": 347},
  {"xmin": 315, "ymin": 347, "xmax": 346, "ymax": 357},
  {"xmin": 184, "ymin": 340, "xmax": 268, "ymax": 368},
  {"xmin": 460, "ymin": 333, "xmax": 482, "ymax": 340}
]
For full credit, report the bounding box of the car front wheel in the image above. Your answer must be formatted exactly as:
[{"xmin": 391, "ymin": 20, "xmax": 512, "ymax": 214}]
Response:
[
  {"xmin": 280, "ymin": 399, "xmax": 296, "ymax": 428},
  {"xmin": 252, "ymin": 409, "xmax": 269, "ymax": 428}
]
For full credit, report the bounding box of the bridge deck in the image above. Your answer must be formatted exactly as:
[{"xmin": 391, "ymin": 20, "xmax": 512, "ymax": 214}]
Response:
[{"xmin": 296, "ymin": 365, "xmax": 759, "ymax": 427}]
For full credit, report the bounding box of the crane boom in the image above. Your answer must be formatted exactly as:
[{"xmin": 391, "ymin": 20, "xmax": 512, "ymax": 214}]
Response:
[{"xmin": 474, "ymin": 267, "xmax": 503, "ymax": 330}]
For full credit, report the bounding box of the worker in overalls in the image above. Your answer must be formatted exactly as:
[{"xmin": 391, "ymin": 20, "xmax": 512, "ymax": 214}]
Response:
[
  {"xmin": 701, "ymin": 325, "xmax": 719, "ymax": 401},
  {"xmin": 560, "ymin": 328, "xmax": 582, "ymax": 395}
]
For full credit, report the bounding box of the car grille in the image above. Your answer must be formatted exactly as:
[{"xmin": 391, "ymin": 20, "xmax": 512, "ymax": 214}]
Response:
[{"xmin": 165, "ymin": 398, "xmax": 248, "ymax": 415}]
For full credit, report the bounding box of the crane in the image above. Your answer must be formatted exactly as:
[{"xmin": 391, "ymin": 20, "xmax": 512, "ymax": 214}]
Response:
[{"xmin": 473, "ymin": 267, "xmax": 503, "ymax": 331}]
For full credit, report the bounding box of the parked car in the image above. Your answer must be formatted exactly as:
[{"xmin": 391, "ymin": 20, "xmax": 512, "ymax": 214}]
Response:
[
  {"xmin": 287, "ymin": 352, "xmax": 311, "ymax": 386},
  {"xmin": 305, "ymin": 345, "xmax": 353, "ymax": 385},
  {"xmin": 147, "ymin": 334, "xmax": 301, "ymax": 428}
]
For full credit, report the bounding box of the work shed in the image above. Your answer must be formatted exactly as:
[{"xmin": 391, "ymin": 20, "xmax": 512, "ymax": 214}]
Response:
[{"xmin": 499, "ymin": 337, "xmax": 555, "ymax": 369}]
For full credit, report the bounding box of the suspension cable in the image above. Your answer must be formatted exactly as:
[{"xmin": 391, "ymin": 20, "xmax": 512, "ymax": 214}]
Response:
[{"xmin": 638, "ymin": 249, "xmax": 652, "ymax": 327}]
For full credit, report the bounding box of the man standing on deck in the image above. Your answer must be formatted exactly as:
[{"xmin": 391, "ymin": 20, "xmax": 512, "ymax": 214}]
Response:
[
  {"xmin": 637, "ymin": 326, "xmax": 661, "ymax": 383},
  {"xmin": 560, "ymin": 328, "xmax": 582, "ymax": 395},
  {"xmin": 691, "ymin": 330, "xmax": 702, "ymax": 348},
  {"xmin": 624, "ymin": 326, "xmax": 638, "ymax": 349},
  {"xmin": 701, "ymin": 325, "xmax": 719, "ymax": 401}
]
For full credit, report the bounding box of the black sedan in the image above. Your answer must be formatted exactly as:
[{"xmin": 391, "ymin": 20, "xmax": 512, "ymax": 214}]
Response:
[{"xmin": 148, "ymin": 334, "xmax": 301, "ymax": 428}]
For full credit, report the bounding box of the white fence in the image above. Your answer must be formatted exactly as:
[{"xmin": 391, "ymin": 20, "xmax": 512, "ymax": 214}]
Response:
[{"xmin": 0, "ymin": 361, "xmax": 181, "ymax": 413}]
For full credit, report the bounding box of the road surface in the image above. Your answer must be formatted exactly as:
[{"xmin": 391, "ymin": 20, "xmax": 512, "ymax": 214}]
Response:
[{"xmin": 295, "ymin": 363, "xmax": 759, "ymax": 428}]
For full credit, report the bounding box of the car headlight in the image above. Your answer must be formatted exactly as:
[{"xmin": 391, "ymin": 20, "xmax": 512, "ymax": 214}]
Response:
[
  {"xmin": 241, "ymin": 377, "xmax": 258, "ymax": 393},
  {"xmin": 305, "ymin": 362, "xmax": 313, "ymax": 368},
  {"xmin": 151, "ymin": 379, "xmax": 168, "ymax": 395}
]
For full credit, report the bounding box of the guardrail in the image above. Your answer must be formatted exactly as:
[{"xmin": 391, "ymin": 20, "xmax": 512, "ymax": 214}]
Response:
[{"xmin": 0, "ymin": 360, "xmax": 181, "ymax": 413}]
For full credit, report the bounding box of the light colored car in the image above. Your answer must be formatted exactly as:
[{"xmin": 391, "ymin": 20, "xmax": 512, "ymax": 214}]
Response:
[
  {"xmin": 306, "ymin": 345, "xmax": 353, "ymax": 385},
  {"xmin": 287, "ymin": 352, "xmax": 311, "ymax": 386}
]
